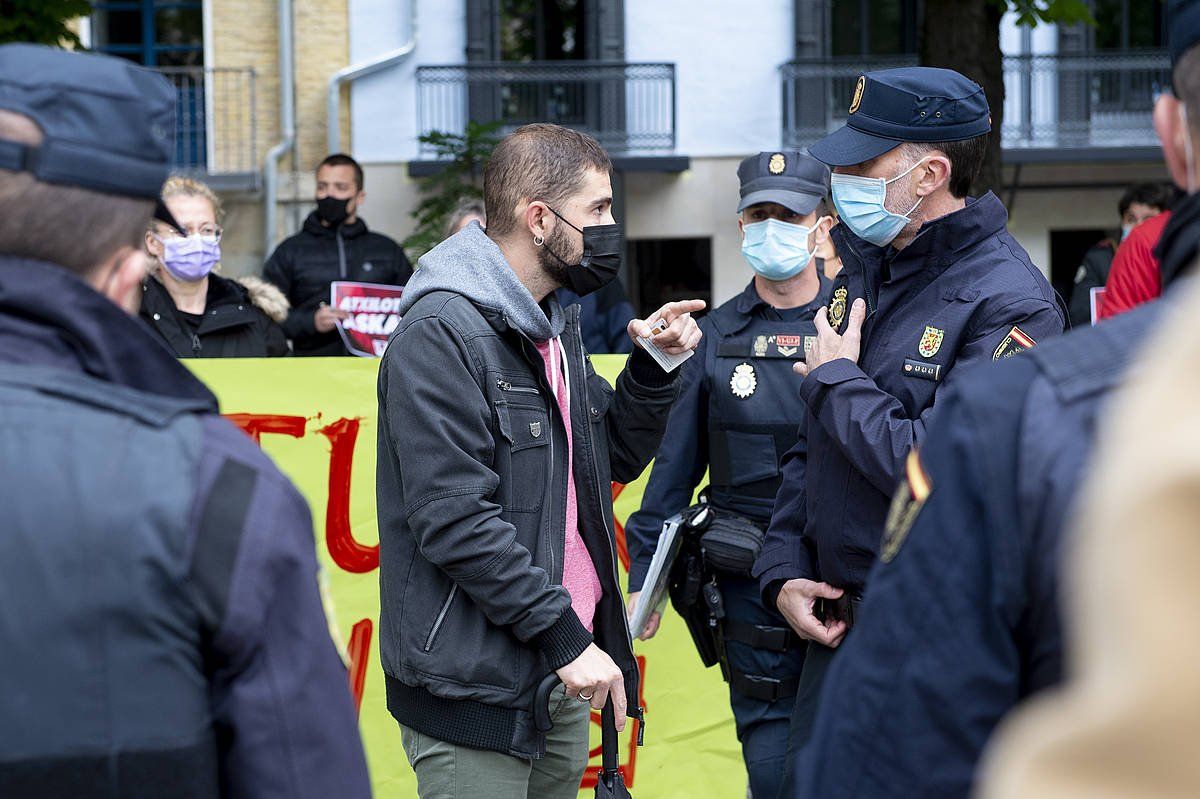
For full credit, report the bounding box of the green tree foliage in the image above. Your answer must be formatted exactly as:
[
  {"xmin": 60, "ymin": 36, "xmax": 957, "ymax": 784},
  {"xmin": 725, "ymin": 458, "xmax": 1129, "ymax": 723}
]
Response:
[
  {"xmin": 998, "ymin": 0, "xmax": 1095, "ymax": 28},
  {"xmin": 403, "ymin": 120, "xmax": 502, "ymax": 261},
  {"xmin": 923, "ymin": 0, "xmax": 1102, "ymax": 196},
  {"xmin": 0, "ymin": 0, "xmax": 94, "ymax": 48}
]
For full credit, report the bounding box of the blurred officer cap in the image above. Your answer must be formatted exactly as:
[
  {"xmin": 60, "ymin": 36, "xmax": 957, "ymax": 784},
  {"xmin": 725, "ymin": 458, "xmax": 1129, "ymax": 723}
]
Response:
[
  {"xmin": 737, "ymin": 150, "xmax": 830, "ymax": 216},
  {"xmin": 0, "ymin": 43, "xmax": 181, "ymax": 231}
]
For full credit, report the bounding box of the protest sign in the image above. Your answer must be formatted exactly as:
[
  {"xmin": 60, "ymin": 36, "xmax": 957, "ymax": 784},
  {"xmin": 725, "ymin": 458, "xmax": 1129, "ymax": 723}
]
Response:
[{"xmin": 331, "ymin": 281, "xmax": 405, "ymax": 357}]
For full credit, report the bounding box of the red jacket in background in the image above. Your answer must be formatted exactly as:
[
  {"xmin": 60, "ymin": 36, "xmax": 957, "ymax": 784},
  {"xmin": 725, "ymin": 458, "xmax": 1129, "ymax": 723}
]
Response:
[{"xmin": 1098, "ymin": 211, "xmax": 1170, "ymax": 320}]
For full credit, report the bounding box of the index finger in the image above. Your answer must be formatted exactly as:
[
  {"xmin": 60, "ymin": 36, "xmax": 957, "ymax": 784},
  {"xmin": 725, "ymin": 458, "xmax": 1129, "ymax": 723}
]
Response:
[
  {"xmin": 657, "ymin": 299, "xmax": 707, "ymax": 323},
  {"xmin": 611, "ymin": 676, "xmax": 628, "ymax": 732}
]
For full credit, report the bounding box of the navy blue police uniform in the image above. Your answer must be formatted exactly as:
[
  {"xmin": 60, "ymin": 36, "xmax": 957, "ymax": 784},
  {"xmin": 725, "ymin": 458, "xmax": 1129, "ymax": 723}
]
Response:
[
  {"xmin": 794, "ymin": 4, "xmax": 1200, "ymax": 782},
  {"xmin": 626, "ymin": 151, "xmax": 832, "ymax": 799},
  {"xmin": 794, "ymin": 299, "xmax": 1165, "ymax": 797},
  {"xmin": 0, "ymin": 45, "xmax": 370, "ymax": 798},
  {"xmin": 750, "ymin": 67, "xmax": 1066, "ymax": 785}
]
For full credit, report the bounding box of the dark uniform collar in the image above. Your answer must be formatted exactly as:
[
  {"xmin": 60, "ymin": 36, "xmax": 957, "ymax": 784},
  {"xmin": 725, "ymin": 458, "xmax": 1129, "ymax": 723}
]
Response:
[
  {"xmin": 0, "ymin": 256, "xmax": 218, "ymax": 409},
  {"xmin": 835, "ymin": 191, "xmax": 1009, "ymax": 285},
  {"xmin": 733, "ymin": 268, "xmax": 832, "ymax": 316}
]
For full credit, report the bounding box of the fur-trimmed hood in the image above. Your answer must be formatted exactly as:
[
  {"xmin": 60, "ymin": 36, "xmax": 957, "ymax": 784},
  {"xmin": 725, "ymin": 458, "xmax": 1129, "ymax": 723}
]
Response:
[{"xmin": 233, "ymin": 275, "xmax": 290, "ymax": 324}]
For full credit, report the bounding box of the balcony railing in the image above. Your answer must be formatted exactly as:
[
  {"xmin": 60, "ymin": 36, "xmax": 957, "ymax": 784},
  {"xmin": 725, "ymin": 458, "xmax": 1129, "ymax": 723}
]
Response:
[
  {"xmin": 152, "ymin": 66, "xmax": 257, "ymax": 182},
  {"xmin": 782, "ymin": 50, "xmax": 1170, "ymax": 158},
  {"xmin": 416, "ymin": 61, "xmax": 676, "ymax": 157}
]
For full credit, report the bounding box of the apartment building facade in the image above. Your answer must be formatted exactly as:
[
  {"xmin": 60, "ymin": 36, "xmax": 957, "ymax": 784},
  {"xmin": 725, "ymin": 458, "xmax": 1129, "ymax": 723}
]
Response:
[{"xmin": 83, "ymin": 0, "xmax": 1172, "ymax": 310}]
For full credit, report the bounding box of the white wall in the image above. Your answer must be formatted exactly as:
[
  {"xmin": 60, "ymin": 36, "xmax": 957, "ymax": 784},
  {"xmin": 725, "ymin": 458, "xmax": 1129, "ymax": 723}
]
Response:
[
  {"xmin": 349, "ymin": 0, "xmax": 795, "ymax": 162},
  {"xmin": 349, "ymin": 0, "xmax": 465, "ymax": 162},
  {"xmin": 626, "ymin": 0, "xmax": 793, "ymax": 157}
]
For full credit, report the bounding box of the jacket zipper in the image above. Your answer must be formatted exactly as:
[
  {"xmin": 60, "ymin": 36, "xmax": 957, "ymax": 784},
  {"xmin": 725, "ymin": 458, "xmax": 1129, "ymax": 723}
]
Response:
[
  {"xmin": 496, "ymin": 379, "xmax": 541, "ymax": 395},
  {"xmin": 424, "ymin": 584, "xmax": 458, "ymax": 651},
  {"xmin": 570, "ymin": 311, "xmax": 645, "ymax": 735},
  {"xmin": 336, "ymin": 229, "xmax": 347, "ymax": 279}
]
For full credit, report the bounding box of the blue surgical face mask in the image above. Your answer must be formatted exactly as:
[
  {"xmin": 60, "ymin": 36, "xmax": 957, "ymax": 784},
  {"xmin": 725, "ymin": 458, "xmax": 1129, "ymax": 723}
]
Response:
[
  {"xmin": 830, "ymin": 158, "xmax": 926, "ymax": 247},
  {"xmin": 741, "ymin": 218, "xmax": 816, "ymax": 280}
]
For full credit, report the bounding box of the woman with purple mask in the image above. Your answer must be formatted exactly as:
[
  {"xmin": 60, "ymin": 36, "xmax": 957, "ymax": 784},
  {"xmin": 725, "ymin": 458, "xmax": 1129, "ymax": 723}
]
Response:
[{"xmin": 141, "ymin": 176, "xmax": 289, "ymax": 357}]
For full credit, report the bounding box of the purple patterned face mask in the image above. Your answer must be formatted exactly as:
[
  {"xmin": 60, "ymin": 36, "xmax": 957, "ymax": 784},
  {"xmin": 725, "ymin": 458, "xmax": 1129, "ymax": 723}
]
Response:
[{"xmin": 158, "ymin": 234, "xmax": 221, "ymax": 282}]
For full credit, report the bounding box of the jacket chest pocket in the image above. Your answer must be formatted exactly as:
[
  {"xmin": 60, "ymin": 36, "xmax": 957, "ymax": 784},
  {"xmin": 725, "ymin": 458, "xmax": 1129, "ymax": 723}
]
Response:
[{"xmin": 494, "ymin": 398, "xmax": 550, "ymax": 513}]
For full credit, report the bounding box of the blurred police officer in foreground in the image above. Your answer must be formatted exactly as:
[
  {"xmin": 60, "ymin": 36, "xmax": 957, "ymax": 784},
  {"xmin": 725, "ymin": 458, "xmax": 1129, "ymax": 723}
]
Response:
[
  {"xmin": 0, "ymin": 45, "xmax": 370, "ymax": 798},
  {"xmin": 797, "ymin": 6, "xmax": 1200, "ymax": 796},
  {"xmin": 624, "ymin": 151, "xmax": 832, "ymax": 799},
  {"xmin": 750, "ymin": 66, "xmax": 1065, "ymax": 786}
]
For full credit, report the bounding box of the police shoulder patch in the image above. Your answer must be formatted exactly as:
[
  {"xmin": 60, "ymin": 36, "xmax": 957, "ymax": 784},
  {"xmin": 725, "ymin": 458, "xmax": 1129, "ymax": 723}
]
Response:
[
  {"xmin": 992, "ymin": 325, "xmax": 1037, "ymax": 361},
  {"xmin": 881, "ymin": 449, "xmax": 932, "ymax": 564}
]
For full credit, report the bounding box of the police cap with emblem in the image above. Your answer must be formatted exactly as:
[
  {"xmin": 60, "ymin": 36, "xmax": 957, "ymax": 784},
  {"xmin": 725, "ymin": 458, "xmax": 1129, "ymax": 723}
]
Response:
[
  {"xmin": 0, "ymin": 43, "xmax": 182, "ymax": 231},
  {"xmin": 737, "ymin": 150, "xmax": 830, "ymax": 216},
  {"xmin": 808, "ymin": 67, "xmax": 991, "ymax": 167}
]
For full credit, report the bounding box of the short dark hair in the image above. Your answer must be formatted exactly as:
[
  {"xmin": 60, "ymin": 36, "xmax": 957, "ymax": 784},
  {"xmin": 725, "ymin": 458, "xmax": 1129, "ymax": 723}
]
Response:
[
  {"xmin": 318, "ymin": 153, "xmax": 364, "ymax": 190},
  {"xmin": 483, "ymin": 123, "xmax": 613, "ymax": 238},
  {"xmin": 0, "ymin": 110, "xmax": 152, "ymax": 275},
  {"xmin": 1118, "ymin": 182, "xmax": 1177, "ymax": 217},
  {"xmin": 902, "ymin": 134, "xmax": 989, "ymax": 199}
]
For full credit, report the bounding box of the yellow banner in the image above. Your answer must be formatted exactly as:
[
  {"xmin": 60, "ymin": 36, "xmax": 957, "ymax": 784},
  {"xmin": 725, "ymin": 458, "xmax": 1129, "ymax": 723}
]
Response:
[{"xmin": 187, "ymin": 357, "xmax": 742, "ymax": 798}]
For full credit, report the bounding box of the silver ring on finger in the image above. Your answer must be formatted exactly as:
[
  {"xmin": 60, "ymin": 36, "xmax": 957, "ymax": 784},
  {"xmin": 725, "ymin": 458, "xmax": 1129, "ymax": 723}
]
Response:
[{"xmin": 578, "ymin": 691, "xmax": 594, "ymax": 702}]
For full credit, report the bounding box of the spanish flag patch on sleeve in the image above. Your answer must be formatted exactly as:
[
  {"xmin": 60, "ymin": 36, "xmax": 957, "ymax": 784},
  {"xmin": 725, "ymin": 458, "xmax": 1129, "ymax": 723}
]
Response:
[
  {"xmin": 993, "ymin": 325, "xmax": 1036, "ymax": 361},
  {"xmin": 881, "ymin": 449, "xmax": 932, "ymax": 563}
]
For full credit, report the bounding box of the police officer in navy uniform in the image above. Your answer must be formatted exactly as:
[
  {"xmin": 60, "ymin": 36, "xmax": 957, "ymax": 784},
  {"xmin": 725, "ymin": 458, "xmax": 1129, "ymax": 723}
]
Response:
[
  {"xmin": 794, "ymin": 7, "xmax": 1200, "ymax": 795},
  {"xmin": 0, "ymin": 45, "xmax": 370, "ymax": 797},
  {"xmin": 625, "ymin": 151, "xmax": 833, "ymax": 799},
  {"xmin": 750, "ymin": 67, "xmax": 1066, "ymax": 790}
]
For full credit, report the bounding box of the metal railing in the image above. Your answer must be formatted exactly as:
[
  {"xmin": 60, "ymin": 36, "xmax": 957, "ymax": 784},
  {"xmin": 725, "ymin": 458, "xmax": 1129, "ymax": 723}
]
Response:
[
  {"xmin": 152, "ymin": 66, "xmax": 257, "ymax": 177},
  {"xmin": 782, "ymin": 50, "xmax": 1170, "ymax": 156},
  {"xmin": 416, "ymin": 61, "xmax": 675, "ymax": 156}
]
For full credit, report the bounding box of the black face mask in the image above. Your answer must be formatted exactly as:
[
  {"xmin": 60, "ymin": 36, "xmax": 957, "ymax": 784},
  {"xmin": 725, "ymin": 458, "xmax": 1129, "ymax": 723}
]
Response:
[
  {"xmin": 317, "ymin": 195, "xmax": 351, "ymax": 226},
  {"xmin": 545, "ymin": 206, "xmax": 623, "ymax": 296}
]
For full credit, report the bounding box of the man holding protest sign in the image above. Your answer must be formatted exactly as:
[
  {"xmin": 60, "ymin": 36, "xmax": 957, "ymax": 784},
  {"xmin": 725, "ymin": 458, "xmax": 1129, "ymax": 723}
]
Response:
[
  {"xmin": 264, "ymin": 153, "xmax": 412, "ymax": 356},
  {"xmin": 377, "ymin": 123, "xmax": 703, "ymax": 799}
]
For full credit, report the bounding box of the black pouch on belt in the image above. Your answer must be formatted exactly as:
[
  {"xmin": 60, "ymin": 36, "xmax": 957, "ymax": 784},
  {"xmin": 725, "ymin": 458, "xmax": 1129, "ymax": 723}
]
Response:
[{"xmin": 699, "ymin": 512, "xmax": 765, "ymax": 576}]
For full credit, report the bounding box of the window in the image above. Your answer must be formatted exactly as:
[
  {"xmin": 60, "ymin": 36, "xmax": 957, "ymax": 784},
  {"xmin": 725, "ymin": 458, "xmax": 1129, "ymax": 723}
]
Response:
[
  {"xmin": 500, "ymin": 0, "xmax": 587, "ymax": 62},
  {"xmin": 1092, "ymin": 0, "xmax": 1166, "ymax": 51},
  {"xmin": 91, "ymin": 1, "xmax": 203, "ymax": 67},
  {"xmin": 92, "ymin": 1, "xmax": 205, "ymax": 166},
  {"xmin": 831, "ymin": 0, "xmax": 919, "ymax": 57}
]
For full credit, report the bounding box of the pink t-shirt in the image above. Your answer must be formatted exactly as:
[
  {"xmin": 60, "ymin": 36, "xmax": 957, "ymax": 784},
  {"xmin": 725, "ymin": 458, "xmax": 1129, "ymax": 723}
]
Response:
[{"xmin": 534, "ymin": 337, "xmax": 603, "ymax": 632}]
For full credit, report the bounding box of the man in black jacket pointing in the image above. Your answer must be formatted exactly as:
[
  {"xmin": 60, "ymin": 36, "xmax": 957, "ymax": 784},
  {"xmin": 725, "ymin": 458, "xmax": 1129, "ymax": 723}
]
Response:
[{"xmin": 377, "ymin": 123, "xmax": 703, "ymax": 799}]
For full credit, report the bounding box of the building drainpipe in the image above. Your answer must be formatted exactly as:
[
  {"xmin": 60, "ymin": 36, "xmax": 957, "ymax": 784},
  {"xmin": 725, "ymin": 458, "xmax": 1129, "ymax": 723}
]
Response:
[
  {"xmin": 264, "ymin": 0, "xmax": 296, "ymax": 255},
  {"xmin": 326, "ymin": 0, "xmax": 418, "ymax": 155}
]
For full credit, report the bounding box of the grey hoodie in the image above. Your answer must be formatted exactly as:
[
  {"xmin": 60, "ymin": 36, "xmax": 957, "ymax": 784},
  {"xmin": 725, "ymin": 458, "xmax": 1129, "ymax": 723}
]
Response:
[{"xmin": 398, "ymin": 221, "xmax": 564, "ymax": 342}]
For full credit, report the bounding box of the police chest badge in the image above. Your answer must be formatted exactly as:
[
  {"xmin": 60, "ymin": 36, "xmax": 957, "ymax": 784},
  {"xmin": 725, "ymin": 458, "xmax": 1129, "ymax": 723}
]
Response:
[
  {"xmin": 993, "ymin": 325, "xmax": 1036, "ymax": 361},
  {"xmin": 829, "ymin": 287, "xmax": 849, "ymax": 331},
  {"xmin": 753, "ymin": 335, "xmax": 768, "ymax": 357},
  {"xmin": 730, "ymin": 362, "xmax": 757, "ymax": 399},
  {"xmin": 881, "ymin": 450, "xmax": 932, "ymax": 563},
  {"xmin": 918, "ymin": 325, "xmax": 944, "ymax": 358}
]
